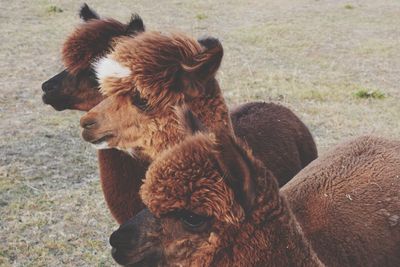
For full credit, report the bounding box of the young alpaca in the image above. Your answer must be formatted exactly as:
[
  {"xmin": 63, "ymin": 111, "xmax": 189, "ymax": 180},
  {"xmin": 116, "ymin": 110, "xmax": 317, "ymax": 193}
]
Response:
[
  {"xmin": 43, "ymin": 5, "xmax": 316, "ymax": 224},
  {"xmin": 80, "ymin": 30, "xmax": 317, "ymax": 178},
  {"xmin": 109, "ymin": 112, "xmax": 399, "ymax": 266},
  {"xmin": 110, "ymin": 114, "xmax": 323, "ymax": 266}
]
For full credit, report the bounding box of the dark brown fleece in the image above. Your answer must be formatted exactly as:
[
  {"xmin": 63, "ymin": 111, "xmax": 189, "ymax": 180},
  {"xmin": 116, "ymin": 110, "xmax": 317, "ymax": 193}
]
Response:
[
  {"xmin": 139, "ymin": 132, "xmax": 323, "ymax": 266},
  {"xmin": 62, "ymin": 19, "xmax": 126, "ymax": 75},
  {"xmin": 52, "ymin": 11, "xmax": 317, "ymax": 226},
  {"xmin": 97, "ymin": 150, "xmax": 148, "ymax": 223},
  {"xmin": 113, "ymin": 135, "xmax": 398, "ymax": 266},
  {"xmin": 283, "ymin": 135, "xmax": 400, "ymax": 266},
  {"xmin": 231, "ymin": 102, "xmax": 317, "ymax": 187}
]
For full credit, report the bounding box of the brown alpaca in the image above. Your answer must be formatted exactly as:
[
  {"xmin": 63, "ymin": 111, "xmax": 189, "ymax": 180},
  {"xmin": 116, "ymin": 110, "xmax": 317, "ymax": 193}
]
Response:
[
  {"xmin": 43, "ymin": 5, "xmax": 316, "ymax": 224},
  {"xmin": 42, "ymin": 4, "xmax": 145, "ymax": 111},
  {"xmin": 41, "ymin": 4, "xmax": 148, "ymax": 224},
  {"xmin": 110, "ymin": 112, "xmax": 399, "ymax": 267},
  {"xmin": 80, "ymin": 30, "xmax": 317, "ymax": 177}
]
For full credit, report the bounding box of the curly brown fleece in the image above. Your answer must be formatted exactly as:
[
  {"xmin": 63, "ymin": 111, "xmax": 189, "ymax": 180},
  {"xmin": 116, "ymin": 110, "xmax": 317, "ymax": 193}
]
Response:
[
  {"xmin": 111, "ymin": 134, "xmax": 398, "ymax": 266},
  {"xmin": 139, "ymin": 131, "xmax": 323, "ymax": 266}
]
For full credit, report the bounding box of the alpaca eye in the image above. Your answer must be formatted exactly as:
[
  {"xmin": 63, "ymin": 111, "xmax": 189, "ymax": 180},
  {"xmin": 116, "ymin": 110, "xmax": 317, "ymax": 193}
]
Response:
[
  {"xmin": 131, "ymin": 91, "xmax": 148, "ymax": 111},
  {"xmin": 179, "ymin": 211, "xmax": 209, "ymax": 232}
]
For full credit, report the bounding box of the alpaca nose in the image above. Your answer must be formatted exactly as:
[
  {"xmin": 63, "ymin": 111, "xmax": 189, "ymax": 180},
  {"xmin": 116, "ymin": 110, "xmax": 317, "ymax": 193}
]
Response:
[
  {"xmin": 41, "ymin": 80, "xmax": 58, "ymax": 93},
  {"xmin": 80, "ymin": 116, "xmax": 98, "ymax": 129},
  {"xmin": 110, "ymin": 223, "xmax": 139, "ymax": 249}
]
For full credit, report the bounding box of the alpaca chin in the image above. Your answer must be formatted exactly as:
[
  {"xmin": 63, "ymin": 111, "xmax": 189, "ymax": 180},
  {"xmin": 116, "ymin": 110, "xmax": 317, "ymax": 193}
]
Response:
[{"xmin": 91, "ymin": 141, "xmax": 110, "ymax": 150}]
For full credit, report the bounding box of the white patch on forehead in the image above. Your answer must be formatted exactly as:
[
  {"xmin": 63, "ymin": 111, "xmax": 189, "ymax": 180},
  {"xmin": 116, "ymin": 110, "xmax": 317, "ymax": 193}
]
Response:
[
  {"xmin": 91, "ymin": 141, "xmax": 110, "ymax": 150},
  {"xmin": 92, "ymin": 56, "xmax": 131, "ymax": 81}
]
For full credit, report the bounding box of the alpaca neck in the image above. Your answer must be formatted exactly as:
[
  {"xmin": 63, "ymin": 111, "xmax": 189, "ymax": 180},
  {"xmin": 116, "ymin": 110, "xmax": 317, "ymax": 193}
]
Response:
[
  {"xmin": 97, "ymin": 149, "xmax": 149, "ymax": 224},
  {"xmin": 143, "ymin": 79, "xmax": 233, "ymax": 159},
  {"xmin": 214, "ymin": 193, "xmax": 323, "ymax": 266},
  {"xmin": 187, "ymin": 79, "xmax": 233, "ymax": 135},
  {"xmin": 254, "ymin": 195, "xmax": 323, "ymax": 266}
]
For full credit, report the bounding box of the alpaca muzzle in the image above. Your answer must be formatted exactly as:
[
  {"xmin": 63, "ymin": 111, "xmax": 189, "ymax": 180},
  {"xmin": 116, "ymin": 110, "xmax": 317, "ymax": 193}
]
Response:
[{"xmin": 110, "ymin": 209, "xmax": 164, "ymax": 266}]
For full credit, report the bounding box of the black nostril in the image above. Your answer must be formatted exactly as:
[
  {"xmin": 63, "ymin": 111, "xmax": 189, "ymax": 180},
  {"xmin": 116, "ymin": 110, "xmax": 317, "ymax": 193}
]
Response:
[
  {"xmin": 42, "ymin": 81, "xmax": 57, "ymax": 93},
  {"xmin": 80, "ymin": 117, "xmax": 98, "ymax": 129},
  {"xmin": 82, "ymin": 121, "xmax": 97, "ymax": 129}
]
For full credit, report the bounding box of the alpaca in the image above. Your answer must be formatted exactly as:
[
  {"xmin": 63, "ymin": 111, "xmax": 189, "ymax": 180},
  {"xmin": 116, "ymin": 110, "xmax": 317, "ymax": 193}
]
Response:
[
  {"xmin": 41, "ymin": 3, "xmax": 145, "ymax": 111},
  {"xmin": 43, "ymin": 4, "xmax": 316, "ymax": 224},
  {"xmin": 79, "ymin": 30, "xmax": 317, "ymax": 179},
  {"xmin": 109, "ymin": 111, "xmax": 400, "ymax": 267},
  {"xmin": 282, "ymin": 135, "xmax": 400, "ymax": 266},
  {"xmin": 42, "ymin": 4, "xmax": 149, "ymax": 224}
]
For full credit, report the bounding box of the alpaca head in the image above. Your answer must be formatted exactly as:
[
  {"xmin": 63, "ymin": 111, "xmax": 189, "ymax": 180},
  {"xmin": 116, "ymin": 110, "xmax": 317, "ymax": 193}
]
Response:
[
  {"xmin": 79, "ymin": 32, "xmax": 229, "ymax": 159},
  {"xmin": 110, "ymin": 110, "xmax": 276, "ymax": 266},
  {"xmin": 41, "ymin": 4, "xmax": 145, "ymax": 111}
]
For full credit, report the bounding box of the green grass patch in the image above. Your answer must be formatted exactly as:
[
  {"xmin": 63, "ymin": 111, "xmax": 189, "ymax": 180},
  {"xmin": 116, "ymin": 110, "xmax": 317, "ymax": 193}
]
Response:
[
  {"xmin": 46, "ymin": 5, "xmax": 63, "ymax": 13},
  {"xmin": 344, "ymin": 4, "xmax": 355, "ymax": 10},
  {"xmin": 354, "ymin": 89, "xmax": 385, "ymax": 99},
  {"xmin": 195, "ymin": 13, "xmax": 208, "ymax": 20}
]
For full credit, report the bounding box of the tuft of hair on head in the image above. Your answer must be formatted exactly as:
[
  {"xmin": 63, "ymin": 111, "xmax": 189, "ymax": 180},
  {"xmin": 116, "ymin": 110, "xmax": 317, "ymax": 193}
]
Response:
[
  {"xmin": 126, "ymin": 13, "xmax": 145, "ymax": 35},
  {"xmin": 175, "ymin": 105, "xmax": 206, "ymax": 135},
  {"xmin": 62, "ymin": 19, "xmax": 126, "ymax": 74},
  {"xmin": 93, "ymin": 56, "xmax": 131, "ymax": 81},
  {"xmin": 79, "ymin": 3, "xmax": 100, "ymax": 21}
]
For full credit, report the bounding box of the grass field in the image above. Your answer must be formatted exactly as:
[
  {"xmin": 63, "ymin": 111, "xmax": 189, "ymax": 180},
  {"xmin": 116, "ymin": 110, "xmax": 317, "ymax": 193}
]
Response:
[{"xmin": 1, "ymin": 0, "xmax": 399, "ymax": 266}]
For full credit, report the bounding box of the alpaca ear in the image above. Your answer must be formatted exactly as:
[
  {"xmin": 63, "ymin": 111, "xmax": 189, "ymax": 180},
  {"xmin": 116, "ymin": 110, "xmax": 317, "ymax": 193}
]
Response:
[
  {"xmin": 214, "ymin": 132, "xmax": 256, "ymax": 214},
  {"xmin": 176, "ymin": 106, "xmax": 206, "ymax": 135},
  {"xmin": 183, "ymin": 37, "xmax": 223, "ymax": 83},
  {"xmin": 79, "ymin": 3, "xmax": 100, "ymax": 21},
  {"xmin": 125, "ymin": 13, "xmax": 145, "ymax": 35}
]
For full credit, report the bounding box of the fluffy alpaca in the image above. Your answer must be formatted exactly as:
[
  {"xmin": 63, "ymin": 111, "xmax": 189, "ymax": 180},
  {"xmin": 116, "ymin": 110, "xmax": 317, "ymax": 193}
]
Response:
[
  {"xmin": 41, "ymin": 4, "xmax": 148, "ymax": 224},
  {"xmin": 80, "ymin": 32, "xmax": 233, "ymax": 157},
  {"xmin": 110, "ymin": 113, "xmax": 399, "ymax": 266},
  {"xmin": 80, "ymin": 30, "xmax": 317, "ymax": 179},
  {"xmin": 43, "ymin": 5, "xmax": 317, "ymax": 224},
  {"xmin": 42, "ymin": 4, "xmax": 145, "ymax": 111}
]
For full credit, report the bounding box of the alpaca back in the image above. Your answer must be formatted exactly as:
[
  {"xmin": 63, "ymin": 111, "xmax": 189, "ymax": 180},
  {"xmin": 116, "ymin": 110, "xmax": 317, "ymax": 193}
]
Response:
[
  {"xmin": 282, "ymin": 136, "xmax": 400, "ymax": 266},
  {"xmin": 231, "ymin": 102, "xmax": 317, "ymax": 187}
]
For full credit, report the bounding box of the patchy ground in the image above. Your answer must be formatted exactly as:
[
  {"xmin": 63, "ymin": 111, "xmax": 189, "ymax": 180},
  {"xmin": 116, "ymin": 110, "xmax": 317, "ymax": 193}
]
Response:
[{"xmin": 1, "ymin": 0, "xmax": 399, "ymax": 266}]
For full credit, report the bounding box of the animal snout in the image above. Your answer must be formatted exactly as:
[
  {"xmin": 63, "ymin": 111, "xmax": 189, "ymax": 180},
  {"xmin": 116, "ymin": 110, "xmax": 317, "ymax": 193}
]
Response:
[
  {"xmin": 80, "ymin": 116, "xmax": 98, "ymax": 129},
  {"xmin": 41, "ymin": 80, "xmax": 58, "ymax": 93},
  {"xmin": 110, "ymin": 223, "xmax": 139, "ymax": 249}
]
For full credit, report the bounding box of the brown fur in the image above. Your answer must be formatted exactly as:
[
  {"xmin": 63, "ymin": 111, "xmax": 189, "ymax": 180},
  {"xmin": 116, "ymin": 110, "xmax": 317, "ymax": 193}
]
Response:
[
  {"xmin": 42, "ymin": 6, "xmax": 148, "ymax": 225},
  {"xmin": 44, "ymin": 6, "xmax": 316, "ymax": 225},
  {"xmin": 113, "ymin": 128, "xmax": 323, "ymax": 266},
  {"xmin": 97, "ymin": 150, "xmax": 148, "ymax": 223},
  {"xmin": 80, "ymin": 31, "xmax": 316, "ymax": 177},
  {"xmin": 111, "ymin": 133, "xmax": 399, "ymax": 266},
  {"xmin": 98, "ymin": 32, "xmax": 222, "ymax": 110},
  {"xmin": 231, "ymin": 102, "xmax": 317, "ymax": 186},
  {"xmin": 80, "ymin": 32, "xmax": 233, "ymax": 159},
  {"xmin": 42, "ymin": 69, "xmax": 103, "ymax": 111},
  {"xmin": 283, "ymin": 135, "xmax": 400, "ymax": 266},
  {"xmin": 43, "ymin": 7, "xmax": 144, "ymax": 112},
  {"xmin": 62, "ymin": 19, "xmax": 126, "ymax": 75}
]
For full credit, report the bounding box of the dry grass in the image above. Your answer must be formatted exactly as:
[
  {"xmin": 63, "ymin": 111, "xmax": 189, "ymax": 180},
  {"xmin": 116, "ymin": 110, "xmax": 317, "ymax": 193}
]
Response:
[{"xmin": 1, "ymin": 0, "xmax": 399, "ymax": 266}]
